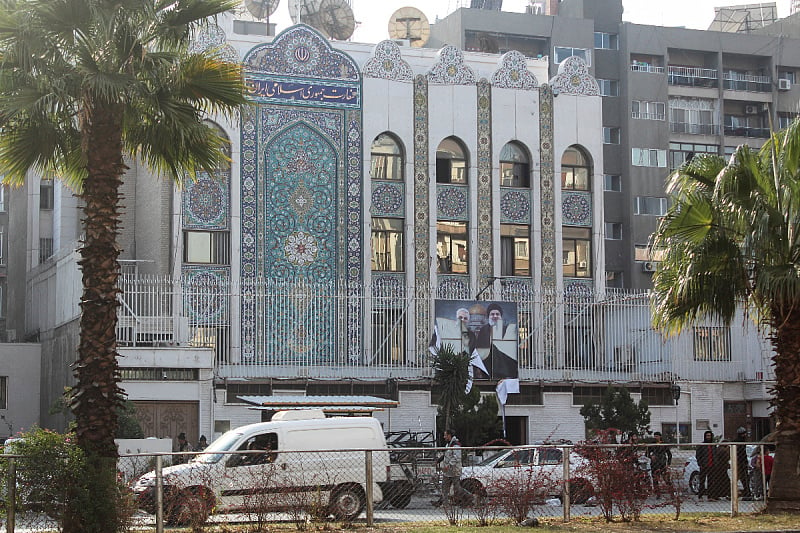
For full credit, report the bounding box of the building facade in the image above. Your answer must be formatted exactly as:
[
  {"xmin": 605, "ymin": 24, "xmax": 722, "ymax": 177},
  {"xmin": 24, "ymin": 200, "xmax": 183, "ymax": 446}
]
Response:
[{"xmin": 1, "ymin": 5, "xmax": 781, "ymax": 446}]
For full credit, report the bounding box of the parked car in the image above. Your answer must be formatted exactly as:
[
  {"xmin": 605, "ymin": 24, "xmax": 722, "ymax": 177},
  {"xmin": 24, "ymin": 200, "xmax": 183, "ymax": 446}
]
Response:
[
  {"xmin": 460, "ymin": 446, "xmax": 595, "ymax": 504},
  {"xmin": 132, "ymin": 410, "xmax": 398, "ymax": 525}
]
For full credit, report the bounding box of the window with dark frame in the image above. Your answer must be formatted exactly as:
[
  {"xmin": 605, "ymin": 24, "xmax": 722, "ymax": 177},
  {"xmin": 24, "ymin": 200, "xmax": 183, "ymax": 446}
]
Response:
[
  {"xmin": 499, "ymin": 142, "xmax": 530, "ymax": 187},
  {"xmin": 562, "ymin": 226, "xmax": 591, "ymax": 278},
  {"xmin": 561, "ymin": 146, "xmax": 591, "ymax": 191},
  {"xmin": 183, "ymin": 231, "xmax": 231, "ymax": 264},
  {"xmin": 436, "ymin": 221, "xmax": 468, "ymax": 274},
  {"xmin": 371, "ymin": 217, "xmax": 404, "ymax": 272},
  {"xmin": 370, "ymin": 133, "xmax": 404, "ymax": 180},
  {"xmin": 435, "ymin": 137, "xmax": 468, "ymax": 184},
  {"xmin": 500, "ymin": 224, "xmax": 530, "ymax": 276}
]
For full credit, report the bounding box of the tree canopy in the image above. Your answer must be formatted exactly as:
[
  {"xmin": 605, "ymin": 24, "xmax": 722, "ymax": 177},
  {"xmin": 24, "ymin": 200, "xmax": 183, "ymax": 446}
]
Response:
[{"xmin": 580, "ymin": 385, "xmax": 651, "ymax": 439}]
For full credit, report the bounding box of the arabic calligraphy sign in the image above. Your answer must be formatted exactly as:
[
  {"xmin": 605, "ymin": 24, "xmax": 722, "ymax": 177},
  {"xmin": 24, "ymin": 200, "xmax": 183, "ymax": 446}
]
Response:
[{"xmin": 245, "ymin": 77, "xmax": 361, "ymax": 109}]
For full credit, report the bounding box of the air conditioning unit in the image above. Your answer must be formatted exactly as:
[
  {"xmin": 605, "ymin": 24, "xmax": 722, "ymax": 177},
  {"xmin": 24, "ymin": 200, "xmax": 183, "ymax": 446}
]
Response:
[
  {"xmin": 744, "ymin": 104, "xmax": 759, "ymax": 115},
  {"xmin": 779, "ymin": 78, "xmax": 792, "ymax": 91},
  {"xmin": 642, "ymin": 261, "xmax": 658, "ymax": 273}
]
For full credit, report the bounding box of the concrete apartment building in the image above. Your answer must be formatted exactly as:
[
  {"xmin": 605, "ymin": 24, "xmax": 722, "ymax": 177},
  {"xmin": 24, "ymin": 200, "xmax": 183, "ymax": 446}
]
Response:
[
  {"xmin": 0, "ymin": 1, "xmax": 791, "ymax": 448},
  {"xmin": 429, "ymin": 0, "xmax": 800, "ymax": 289}
]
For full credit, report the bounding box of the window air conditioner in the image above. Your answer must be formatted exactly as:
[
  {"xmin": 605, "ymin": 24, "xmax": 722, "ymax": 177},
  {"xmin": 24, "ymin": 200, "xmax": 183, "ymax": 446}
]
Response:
[
  {"xmin": 779, "ymin": 78, "xmax": 792, "ymax": 91},
  {"xmin": 744, "ymin": 105, "xmax": 759, "ymax": 115},
  {"xmin": 642, "ymin": 261, "xmax": 658, "ymax": 273}
]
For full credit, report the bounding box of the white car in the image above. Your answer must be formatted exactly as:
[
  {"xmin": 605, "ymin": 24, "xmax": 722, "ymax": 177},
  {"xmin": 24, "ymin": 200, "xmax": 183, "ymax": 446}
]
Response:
[{"xmin": 460, "ymin": 446, "xmax": 594, "ymax": 504}]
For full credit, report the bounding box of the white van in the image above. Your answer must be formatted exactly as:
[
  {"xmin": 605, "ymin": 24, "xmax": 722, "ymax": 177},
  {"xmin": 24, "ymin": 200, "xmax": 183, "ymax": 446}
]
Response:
[{"xmin": 133, "ymin": 411, "xmax": 391, "ymax": 524}]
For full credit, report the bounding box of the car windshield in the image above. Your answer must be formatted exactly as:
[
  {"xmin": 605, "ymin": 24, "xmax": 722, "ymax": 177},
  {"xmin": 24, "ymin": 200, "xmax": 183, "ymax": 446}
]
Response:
[
  {"xmin": 191, "ymin": 431, "xmax": 244, "ymax": 464},
  {"xmin": 477, "ymin": 449, "xmax": 512, "ymax": 466}
]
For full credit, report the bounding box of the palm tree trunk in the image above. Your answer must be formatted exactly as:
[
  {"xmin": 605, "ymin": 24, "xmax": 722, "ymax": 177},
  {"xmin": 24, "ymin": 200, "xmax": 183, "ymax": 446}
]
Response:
[
  {"xmin": 66, "ymin": 100, "xmax": 126, "ymax": 532},
  {"xmin": 766, "ymin": 307, "xmax": 800, "ymax": 512}
]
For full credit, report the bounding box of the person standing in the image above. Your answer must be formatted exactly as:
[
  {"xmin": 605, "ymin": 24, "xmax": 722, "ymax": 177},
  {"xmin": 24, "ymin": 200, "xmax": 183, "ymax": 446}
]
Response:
[
  {"xmin": 734, "ymin": 427, "xmax": 753, "ymax": 500},
  {"xmin": 175, "ymin": 432, "xmax": 192, "ymax": 464},
  {"xmin": 195, "ymin": 435, "xmax": 208, "ymax": 451},
  {"xmin": 432, "ymin": 429, "xmax": 473, "ymax": 507},
  {"xmin": 696, "ymin": 430, "xmax": 715, "ymax": 499},
  {"xmin": 647, "ymin": 431, "xmax": 672, "ymax": 496}
]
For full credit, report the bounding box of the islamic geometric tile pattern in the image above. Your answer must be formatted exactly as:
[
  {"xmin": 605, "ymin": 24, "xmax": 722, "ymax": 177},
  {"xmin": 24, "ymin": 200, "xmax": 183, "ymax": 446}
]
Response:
[
  {"xmin": 413, "ymin": 74, "xmax": 431, "ymax": 359},
  {"xmin": 476, "ymin": 79, "xmax": 493, "ymax": 282},
  {"xmin": 427, "ymin": 45, "xmax": 477, "ymax": 85},
  {"xmin": 500, "ymin": 189, "xmax": 531, "ymax": 223},
  {"xmin": 370, "ymin": 182, "xmax": 405, "ymax": 217},
  {"xmin": 363, "ymin": 40, "xmax": 414, "ymax": 81},
  {"xmin": 436, "ymin": 185, "xmax": 468, "ymax": 220},
  {"xmin": 239, "ymin": 25, "xmax": 363, "ymax": 364},
  {"xmin": 182, "ymin": 171, "xmax": 230, "ymax": 230},
  {"xmin": 437, "ymin": 276, "xmax": 469, "ymax": 299},
  {"xmin": 549, "ymin": 56, "xmax": 600, "ymax": 97},
  {"xmin": 189, "ymin": 24, "xmax": 239, "ymax": 63},
  {"xmin": 561, "ymin": 191, "xmax": 593, "ymax": 227},
  {"xmin": 371, "ymin": 273, "xmax": 406, "ymax": 298},
  {"xmin": 500, "ymin": 278, "xmax": 534, "ymax": 302},
  {"xmin": 565, "ymin": 278, "xmax": 594, "ymax": 297},
  {"xmin": 539, "ymin": 84, "xmax": 556, "ymax": 288},
  {"xmin": 181, "ymin": 266, "xmax": 230, "ymax": 324},
  {"xmin": 243, "ymin": 24, "xmax": 359, "ymax": 81},
  {"xmin": 491, "ymin": 51, "xmax": 539, "ymax": 90}
]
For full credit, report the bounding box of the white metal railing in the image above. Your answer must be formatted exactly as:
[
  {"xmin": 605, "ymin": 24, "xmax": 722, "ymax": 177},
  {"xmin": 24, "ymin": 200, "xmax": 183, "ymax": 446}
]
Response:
[
  {"xmin": 632, "ymin": 111, "xmax": 666, "ymax": 121},
  {"xmin": 723, "ymin": 72, "xmax": 771, "ymax": 84},
  {"xmin": 668, "ymin": 66, "xmax": 718, "ymax": 79},
  {"xmin": 630, "ymin": 63, "xmax": 665, "ymax": 74},
  {"xmin": 115, "ymin": 276, "xmax": 775, "ymax": 384}
]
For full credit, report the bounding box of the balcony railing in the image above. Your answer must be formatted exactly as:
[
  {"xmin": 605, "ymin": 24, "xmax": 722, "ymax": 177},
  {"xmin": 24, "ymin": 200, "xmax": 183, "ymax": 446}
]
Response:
[
  {"xmin": 670, "ymin": 122, "xmax": 720, "ymax": 135},
  {"xmin": 667, "ymin": 66, "xmax": 718, "ymax": 88},
  {"xmin": 632, "ymin": 111, "xmax": 666, "ymax": 121},
  {"xmin": 630, "ymin": 63, "xmax": 665, "ymax": 74},
  {"xmin": 724, "ymin": 125, "xmax": 770, "ymax": 138},
  {"xmin": 723, "ymin": 72, "xmax": 772, "ymax": 93}
]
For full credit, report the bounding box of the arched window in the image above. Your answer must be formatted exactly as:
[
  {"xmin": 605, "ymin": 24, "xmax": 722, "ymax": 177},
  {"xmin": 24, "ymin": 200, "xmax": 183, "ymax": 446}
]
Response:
[
  {"xmin": 370, "ymin": 133, "xmax": 404, "ymax": 180},
  {"xmin": 499, "ymin": 142, "xmax": 530, "ymax": 188},
  {"xmin": 436, "ymin": 137, "xmax": 468, "ymax": 184},
  {"xmin": 561, "ymin": 145, "xmax": 591, "ymax": 191}
]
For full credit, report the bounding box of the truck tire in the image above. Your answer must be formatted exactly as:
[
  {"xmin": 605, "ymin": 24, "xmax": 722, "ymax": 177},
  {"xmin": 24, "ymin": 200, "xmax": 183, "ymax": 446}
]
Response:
[{"xmin": 329, "ymin": 484, "xmax": 365, "ymax": 521}]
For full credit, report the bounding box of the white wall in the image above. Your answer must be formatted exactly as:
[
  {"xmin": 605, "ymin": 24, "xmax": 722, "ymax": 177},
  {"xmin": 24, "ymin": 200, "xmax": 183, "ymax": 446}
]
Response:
[{"xmin": 0, "ymin": 343, "xmax": 41, "ymax": 440}]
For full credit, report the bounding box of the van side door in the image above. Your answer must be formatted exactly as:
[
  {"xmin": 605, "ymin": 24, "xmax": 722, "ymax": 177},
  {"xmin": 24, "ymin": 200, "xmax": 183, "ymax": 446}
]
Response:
[{"xmin": 220, "ymin": 432, "xmax": 285, "ymax": 512}]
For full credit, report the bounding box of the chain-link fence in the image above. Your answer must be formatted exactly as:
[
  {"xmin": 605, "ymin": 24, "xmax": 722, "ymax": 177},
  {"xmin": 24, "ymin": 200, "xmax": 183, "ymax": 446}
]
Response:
[{"xmin": 1, "ymin": 443, "xmax": 771, "ymax": 531}]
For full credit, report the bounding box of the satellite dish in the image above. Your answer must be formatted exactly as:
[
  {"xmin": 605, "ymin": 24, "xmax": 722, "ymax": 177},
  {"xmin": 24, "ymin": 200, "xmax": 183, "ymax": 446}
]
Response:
[
  {"xmin": 289, "ymin": 0, "xmax": 355, "ymax": 41},
  {"xmin": 244, "ymin": 0, "xmax": 280, "ymax": 19},
  {"xmin": 388, "ymin": 7, "xmax": 430, "ymax": 48}
]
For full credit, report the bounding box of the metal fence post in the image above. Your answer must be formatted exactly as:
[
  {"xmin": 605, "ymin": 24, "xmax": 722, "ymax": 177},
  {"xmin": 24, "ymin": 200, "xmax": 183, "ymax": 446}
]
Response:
[
  {"xmin": 730, "ymin": 443, "xmax": 739, "ymax": 516},
  {"xmin": 365, "ymin": 450, "xmax": 374, "ymax": 527},
  {"xmin": 155, "ymin": 455, "xmax": 164, "ymax": 533},
  {"xmin": 562, "ymin": 446, "xmax": 571, "ymax": 522},
  {"xmin": 6, "ymin": 456, "xmax": 15, "ymax": 533}
]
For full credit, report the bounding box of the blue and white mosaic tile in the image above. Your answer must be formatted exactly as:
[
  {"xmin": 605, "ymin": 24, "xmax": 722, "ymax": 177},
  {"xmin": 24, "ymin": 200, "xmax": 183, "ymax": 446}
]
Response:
[
  {"xmin": 436, "ymin": 185, "xmax": 469, "ymax": 220},
  {"xmin": 183, "ymin": 171, "xmax": 229, "ymax": 230},
  {"xmin": 363, "ymin": 40, "xmax": 414, "ymax": 81},
  {"xmin": 427, "ymin": 45, "xmax": 477, "ymax": 85},
  {"xmin": 500, "ymin": 189, "xmax": 531, "ymax": 223},
  {"xmin": 371, "ymin": 182, "xmax": 405, "ymax": 217},
  {"xmin": 548, "ymin": 56, "xmax": 600, "ymax": 96},
  {"xmin": 561, "ymin": 191, "xmax": 592, "ymax": 226},
  {"xmin": 491, "ymin": 50, "xmax": 539, "ymax": 90}
]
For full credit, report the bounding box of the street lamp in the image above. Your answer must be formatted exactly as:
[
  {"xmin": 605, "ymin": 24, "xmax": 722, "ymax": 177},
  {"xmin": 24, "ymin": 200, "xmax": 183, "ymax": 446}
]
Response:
[{"xmin": 670, "ymin": 383, "xmax": 682, "ymax": 444}]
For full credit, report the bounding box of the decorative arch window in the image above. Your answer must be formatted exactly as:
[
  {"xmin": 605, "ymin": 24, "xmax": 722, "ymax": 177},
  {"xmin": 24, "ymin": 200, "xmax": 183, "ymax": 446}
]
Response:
[
  {"xmin": 370, "ymin": 133, "xmax": 404, "ymax": 180},
  {"xmin": 499, "ymin": 142, "xmax": 530, "ymax": 188},
  {"xmin": 436, "ymin": 137, "xmax": 468, "ymax": 184},
  {"xmin": 561, "ymin": 145, "xmax": 592, "ymax": 191},
  {"xmin": 206, "ymin": 121, "xmax": 232, "ymax": 173}
]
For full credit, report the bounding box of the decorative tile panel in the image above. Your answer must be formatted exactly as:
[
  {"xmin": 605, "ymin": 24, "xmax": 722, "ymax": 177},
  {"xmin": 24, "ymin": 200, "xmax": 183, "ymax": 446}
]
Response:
[
  {"xmin": 183, "ymin": 171, "xmax": 230, "ymax": 230},
  {"xmin": 548, "ymin": 56, "xmax": 600, "ymax": 96},
  {"xmin": 413, "ymin": 75, "xmax": 430, "ymax": 359},
  {"xmin": 363, "ymin": 40, "xmax": 414, "ymax": 81},
  {"xmin": 539, "ymin": 85, "xmax": 556, "ymax": 288},
  {"xmin": 476, "ymin": 79, "xmax": 493, "ymax": 282},
  {"xmin": 189, "ymin": 24, "xmax": 227, "ymax": 52},
  {"xmin": 371, "ymin": 273, "xmax": 406, "ymax": 298},
  {"xmin": 243, "ymin": 24, "xmax": 359, "ymax": 80},
  {"xmin": 500, "ymin": 189, "xmax": 531, "ymax": 223},
  {"xmin": 561, "ymin": 190, "xmax": 592, "ymax": 226},
  {"xmin": 437, "ymin": 276, "xmax": 470, "ymax": 299},
  {"xmin": 436, "ymin": 185, "xmax": 469, "ymax": 220},
  {"xmin": 491, "ymin": 51, "xmax": 539, "ymax": 90},
  {"xmin": 500, "ymin": 278, "xmax": 534, "ymax": 302},
  {"xmin": 564, "ymin": 278, "xmax": 594, "ymax": 297},
  {"xmin": 239, "ymin": 25, "xmax": 363, "ymax": 364},
  {"xmin": 427, "ymin": 45, "xmax": 477, "ymax": 85},
  {"xmin": 182, "ymin": 266, "xmax": 230, "ymax": 324},
  {"xmin": 370, "ymin": 182, "xmax": 405, "ymax": 217}
]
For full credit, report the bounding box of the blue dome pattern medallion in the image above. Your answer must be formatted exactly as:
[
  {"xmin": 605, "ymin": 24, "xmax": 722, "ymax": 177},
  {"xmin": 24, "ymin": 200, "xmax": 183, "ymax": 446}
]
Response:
[{"xmin": 240, "ymin": 25, "xmax": 363, "ymax": 364}]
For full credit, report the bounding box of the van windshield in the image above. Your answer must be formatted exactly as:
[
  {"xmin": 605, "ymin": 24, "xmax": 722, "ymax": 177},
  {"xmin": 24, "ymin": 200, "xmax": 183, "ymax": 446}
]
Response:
[{"xmin": 191, "ymin": 431, "xmax": 244, "ymax": 464}]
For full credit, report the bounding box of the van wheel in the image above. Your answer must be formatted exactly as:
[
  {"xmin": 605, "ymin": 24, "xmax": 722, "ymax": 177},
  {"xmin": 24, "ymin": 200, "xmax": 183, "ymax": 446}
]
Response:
[
  {"xmin": 566, "ymin": 478, "xmax": 594, "ymax": 505},
  {"xmin": 329, "ymin": 485, "xmax": 364, "ymax": 521},
  {"xmin": 689, "ymin": 471, "xmax": 700, "ymax": 495},
  {"xmin": 386, "ymin": 481, "xmax": 413, "ymax": 509},
  {"xmin": 165, "ymin": 487, "xmax": 213, "ymax": 526}
]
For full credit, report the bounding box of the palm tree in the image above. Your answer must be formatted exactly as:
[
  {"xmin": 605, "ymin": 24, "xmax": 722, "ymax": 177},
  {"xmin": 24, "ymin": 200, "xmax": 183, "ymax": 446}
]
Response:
[
  {"xmin": 652, "ymin": 119, "xmax": 800, "ymax": 512},
  {"xmin": 0, "ymin": 0, "xmax": 245, "ymax": 529},
  {"xmin": 432, "ymin": 344, "xmax": 471, "ymax": 432}
]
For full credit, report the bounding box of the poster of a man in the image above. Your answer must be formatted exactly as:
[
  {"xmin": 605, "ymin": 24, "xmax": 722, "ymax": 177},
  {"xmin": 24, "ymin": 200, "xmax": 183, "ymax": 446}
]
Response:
[{"xmin": 429, "ymin": 300, "xmax": 518, "ymax": 380}]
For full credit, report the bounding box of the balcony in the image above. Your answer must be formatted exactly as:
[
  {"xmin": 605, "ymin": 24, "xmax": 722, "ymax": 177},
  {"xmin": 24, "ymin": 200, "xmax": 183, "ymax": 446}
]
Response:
[
  {"xmin": 668, "ymin": 66, "xmax": 718, "ymax": 88},
  {"xmin": 723, "ymin": 72, "xmax": 772, "ymax": 93},
  {"xmin": 630, "ymin": 62, "xmax": 665, "ymax": 74},
  {"xmin": 670, "ymin": 122, "xmax": 720, "ymax": 135},
  {"xmin": 723, "ymin": 125, "xmax": 770, "ymax": 138}
]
